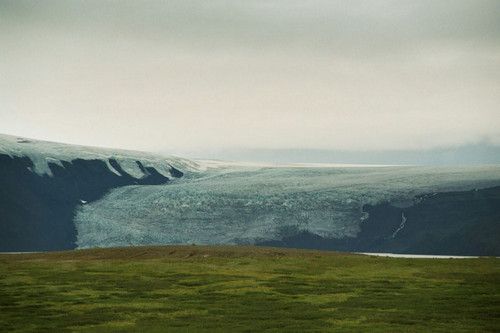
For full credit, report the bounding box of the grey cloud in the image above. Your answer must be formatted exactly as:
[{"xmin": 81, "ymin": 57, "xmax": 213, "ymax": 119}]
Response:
[
  {"xmin": 2, "ymin": 1, "xmax": 499, "ymax": 53},
  {"xmin": 0, "ymin": 1, "xmax": 499, "ymax": 152}
]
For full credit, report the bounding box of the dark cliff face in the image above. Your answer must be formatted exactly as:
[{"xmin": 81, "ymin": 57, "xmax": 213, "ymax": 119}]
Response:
[
  {"xmin": 374, "ymin": 187, "xmax": 500, "ymax": 255},
  {"xmin": 259, "ymin": 186, "xmax": 500, "ymax": 256},
  {"xmin": 0, "ymin": 154, "xmax": 177, "ymax": 252}
]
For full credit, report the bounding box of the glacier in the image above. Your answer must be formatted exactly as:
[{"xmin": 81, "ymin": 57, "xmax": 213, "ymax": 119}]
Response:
[
  {"xmin": 75, "ymin": 163, "xmax": 500, "ymax": 248},
  {"xmin": 2, "ymin": 133, "xmax": 500, "ymax": 254}
]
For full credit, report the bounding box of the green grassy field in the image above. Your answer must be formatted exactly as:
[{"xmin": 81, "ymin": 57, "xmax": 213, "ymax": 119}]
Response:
[{"xmin": 0, "ymin": 246, "xmax": 498, "ymax": 332}]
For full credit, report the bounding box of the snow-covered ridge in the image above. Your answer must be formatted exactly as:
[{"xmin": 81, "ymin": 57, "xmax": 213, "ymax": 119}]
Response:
[{"xmin": 0, "ymin": 133, "xmax": 201, "ymax": 178}]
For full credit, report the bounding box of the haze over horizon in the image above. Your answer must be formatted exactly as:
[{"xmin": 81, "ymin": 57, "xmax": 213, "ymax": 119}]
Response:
[{"xmin": 1, "ymin": 0, "xmax": 500, "ymax": 156}]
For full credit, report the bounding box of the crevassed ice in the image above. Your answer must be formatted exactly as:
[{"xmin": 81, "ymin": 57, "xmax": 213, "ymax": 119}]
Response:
[{"xmin": 75, "ymin": 165, "xmax": 500, "ymax": 248}]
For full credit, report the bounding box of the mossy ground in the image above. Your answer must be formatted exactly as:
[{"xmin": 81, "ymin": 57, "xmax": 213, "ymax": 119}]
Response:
[{"xmin": 0, "ymin": 246, "xmax": 498, "ymax": 332}]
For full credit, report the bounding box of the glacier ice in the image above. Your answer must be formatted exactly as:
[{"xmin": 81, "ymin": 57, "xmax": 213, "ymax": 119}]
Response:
[
  {"xmin": 75, "ymin": 164, "xmax": 500, "ymax": 248},
  {"xmin": 0, "ymin": 133, "xmax": 199, "ymax": 179}
]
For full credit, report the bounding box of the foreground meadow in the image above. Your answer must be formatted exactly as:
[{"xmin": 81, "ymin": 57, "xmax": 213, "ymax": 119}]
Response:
[{"xmin": 0, "ymin": 246, "xmax": 498, "ymax": 332}]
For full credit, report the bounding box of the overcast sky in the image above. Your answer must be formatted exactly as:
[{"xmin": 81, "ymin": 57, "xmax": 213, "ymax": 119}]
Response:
[{"xmin": 1, "ymin": 0, "xmax": 499, "ymax": 154}]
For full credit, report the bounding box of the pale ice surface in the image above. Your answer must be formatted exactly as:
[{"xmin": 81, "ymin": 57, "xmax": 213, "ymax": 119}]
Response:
[
  {"xmin": 75, "ymin": 164, "xmax": 500, "ymax": 248},
  {"xmin": 0, "ymin": 133, "xmax": 200, "ymax": 178}
]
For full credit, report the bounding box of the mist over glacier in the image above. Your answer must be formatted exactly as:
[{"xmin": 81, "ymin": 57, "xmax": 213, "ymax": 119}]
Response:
[{"xmin": 75, "ymin": 164, "xmax": 500, "ymax": 248}]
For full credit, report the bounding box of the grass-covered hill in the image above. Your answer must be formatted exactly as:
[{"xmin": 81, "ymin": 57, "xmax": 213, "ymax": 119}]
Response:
[{"xmin": 1, "ymin": 245, "xmax": 498, "ymax": 332}]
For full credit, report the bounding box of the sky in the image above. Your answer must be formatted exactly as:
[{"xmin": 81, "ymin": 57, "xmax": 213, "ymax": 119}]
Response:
[{"xmin": 1, "ymin": 0, "xmax": 499, "ymax": 156}]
